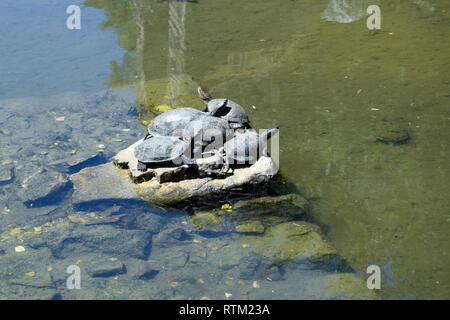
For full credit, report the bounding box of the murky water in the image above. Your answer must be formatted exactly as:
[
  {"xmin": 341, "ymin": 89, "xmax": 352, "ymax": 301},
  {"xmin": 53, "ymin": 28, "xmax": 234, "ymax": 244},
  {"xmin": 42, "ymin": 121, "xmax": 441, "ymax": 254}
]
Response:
[{"xmin": 0, "ymin": 0, "xmax": 449, "ymax": 299}]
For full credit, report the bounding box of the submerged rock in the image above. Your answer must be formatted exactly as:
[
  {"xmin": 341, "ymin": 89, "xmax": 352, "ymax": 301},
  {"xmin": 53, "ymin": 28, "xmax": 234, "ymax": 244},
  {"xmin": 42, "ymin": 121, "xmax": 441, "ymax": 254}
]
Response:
[
  {"xmin": 375, "ymin": 123, "xmax": 410, "ymax": 146},
  {"xmin": 0, "ymin": 164, "xmax": 14, "ymax": 185},
  {"xmin": 133, "ymin": 261, "xmax": 159, "ymax": 280},
  {"xmin": 238, "ymin": 221, "xmax": 345, "ymax": 270},
  {"xmin": 47, "ymin": 151, "xmax": 106, "ymax": 174},
  {"xmin": 47, "ymin": 224, "xmax": 152, "ymax": 260},
  {"xmin": 87, "ymin": 260, "xmax": 126, "ymax": 278},
  {"xmin": 70, "ymin": 163, "xmax": 139, "ymax": 205},
  {"xmin": 16, "ymin": 166, "xmax": 70, "ymax": 207},
  {"xmin": 189, "ymin": 193, "xmax": 310, "ymax": 234},
  {"xmin": 235, "ymin": 221, "xmax": 265, "ymax": 234}
]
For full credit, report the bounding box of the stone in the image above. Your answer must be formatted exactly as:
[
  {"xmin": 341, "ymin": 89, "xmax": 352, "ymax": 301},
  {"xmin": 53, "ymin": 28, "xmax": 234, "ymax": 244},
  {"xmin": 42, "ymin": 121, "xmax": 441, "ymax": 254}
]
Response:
[
  {"xmin": 0, "ymin": 248, "xmax": 58, "ymax": 299},
  {"xmin": 87, "ymin": 260, "xmax": 126, "ymax": 277},
  {"xmin": 238, "ymin": 221, "xmax": 341, "ymax": 268},
  {"xmin": 16, "ymin": 166, "xmax": 69, "ymax": 207},
  {"xmin": 190, "ymin": 212, "xmax": 222, "ymax": 232},
  {"xmin": 133, "ymin": 261, "xmax": 159, "ymax": 280},
  {"xmin": 47, "ymin": 151, "xmax": 106, "ymax": 174},
  {"xmin": 375, "ymin": 123, "xmax": 410, "ymax": 145},
  {"xmin": 0, "ymin": 165, "xmax": 14, "ymax": 185},
  {"xmin": 235, "ymin": 221, "xmax": 265, "ymax": 234},
  {"xmin": 48, "ymin": 224, "xmax": 152, "ymax": 260},
  {"xmin": 109, "ymin": 139, "xmax": 278, "ymax": 205},
  {"xmin": 70, "ymin": 163, "xmax": 139, "ymax": 205},
  {"xmin": 170, "ymin": 228, "xmax": 191, "ymax": 241}
]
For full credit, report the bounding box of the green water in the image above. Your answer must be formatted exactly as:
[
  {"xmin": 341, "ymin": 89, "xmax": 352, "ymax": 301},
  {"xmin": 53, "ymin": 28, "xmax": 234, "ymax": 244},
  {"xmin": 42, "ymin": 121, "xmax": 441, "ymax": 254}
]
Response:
[{"xmin": 85, "ymin": 0, "xmax": 450, "ymax": 298}]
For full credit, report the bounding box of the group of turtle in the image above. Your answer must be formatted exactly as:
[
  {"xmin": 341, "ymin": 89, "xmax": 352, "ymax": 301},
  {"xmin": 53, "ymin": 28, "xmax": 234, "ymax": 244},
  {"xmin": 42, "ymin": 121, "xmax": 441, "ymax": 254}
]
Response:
[{"xmin": 134, "ymin": 87, "xmax": 278, "ymax": 173}]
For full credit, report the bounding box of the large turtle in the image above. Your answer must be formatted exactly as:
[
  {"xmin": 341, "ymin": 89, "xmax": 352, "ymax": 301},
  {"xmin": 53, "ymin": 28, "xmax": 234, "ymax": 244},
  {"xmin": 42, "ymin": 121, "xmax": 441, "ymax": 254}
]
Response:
[
  {"xmin": 146, "ymin": 107, "xmax": 206, "ymax": 139},
  {"xmin": 183, "ymin": 115, "xmax": 233, "ymax": 157},
  {"xmin": 221, "ymin": 126, "xmax": 278, "ymax": 171},
  {"xmin": 198, "ymin": 87, "xmax": 250, "ymax": 129},
  {"xmin": 134, "ymin": 135, "xmax": 192, "ymax": 172},
  {"xmin": 145, "ymin": 102, "xmax": 228, "ymax": 139}
]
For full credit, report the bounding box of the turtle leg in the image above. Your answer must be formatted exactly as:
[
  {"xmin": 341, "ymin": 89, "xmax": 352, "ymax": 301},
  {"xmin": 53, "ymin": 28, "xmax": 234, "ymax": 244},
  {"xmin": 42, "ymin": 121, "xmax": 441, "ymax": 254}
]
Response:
[
  {"xmin": 137, "ymin": 161, "xmax": 148, "ymax": 172},
  {"xmin": 181, "ymin": 154, "xmax": 196, "ymax": 165}
]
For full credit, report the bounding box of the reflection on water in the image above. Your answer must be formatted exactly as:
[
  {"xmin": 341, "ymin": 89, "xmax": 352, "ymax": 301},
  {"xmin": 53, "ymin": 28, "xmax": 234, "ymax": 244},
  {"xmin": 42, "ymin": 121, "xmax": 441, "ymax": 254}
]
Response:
[
  {"xmin": 0, "ymin": 0, "xmax": 449, "ymax": 299},
  {"xmin": 321, "ymin": 0, "xmax": 372, "ymax": 23}
]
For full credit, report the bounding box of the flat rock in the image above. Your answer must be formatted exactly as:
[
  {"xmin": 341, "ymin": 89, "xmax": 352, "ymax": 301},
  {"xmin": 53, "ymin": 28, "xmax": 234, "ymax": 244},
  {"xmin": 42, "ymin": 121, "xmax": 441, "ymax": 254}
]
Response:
[
  {"xmin": 134, "ymin": 156, "xmax": 278, "ymax": 205},
  {"xmin": 87, "ymin": 260, "xmax": 126, "ymax": 278},
  {"xmin": 70, "ymin": 162, "xmax": 139, "ymax": 205},
  {"xmin": 238, "ymin": 221, "xmax": 346, "ymax": 270},
  {"xmin": 47, "ymin": 224, "xmax": 152, "ymax": 260},
  {"xmin": 47, "ymin": 151, "xmax": 106, "ymax": 174},
  {"xmin": 16, "ymin": 166, "xmax": 69, "ymax": 206},
  {"xmin": 0, "ymin": 165, "xmax": 14, "ymax": 185},
  {"xmin": 77, "ymin": 140, "xmax": 278, "ymax": 206}
]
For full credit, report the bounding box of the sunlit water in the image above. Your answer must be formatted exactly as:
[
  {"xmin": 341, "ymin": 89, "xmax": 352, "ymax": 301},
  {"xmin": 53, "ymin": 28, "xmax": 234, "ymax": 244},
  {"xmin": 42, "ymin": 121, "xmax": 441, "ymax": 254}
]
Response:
[{"xmin": 0, "ymin": 0, "xmax": 449, "ymax": 299}]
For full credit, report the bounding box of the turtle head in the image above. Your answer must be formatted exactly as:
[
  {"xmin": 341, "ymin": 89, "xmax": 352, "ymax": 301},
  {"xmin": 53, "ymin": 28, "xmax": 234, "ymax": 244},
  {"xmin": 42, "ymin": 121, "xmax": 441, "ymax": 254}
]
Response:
[
  {"xmin": 260, "ymin": 126, "xmax": 279, "ymax": 142},
  {"xmin": 197, "ymin": 86, "xmax": 212, "ymax": 102}
]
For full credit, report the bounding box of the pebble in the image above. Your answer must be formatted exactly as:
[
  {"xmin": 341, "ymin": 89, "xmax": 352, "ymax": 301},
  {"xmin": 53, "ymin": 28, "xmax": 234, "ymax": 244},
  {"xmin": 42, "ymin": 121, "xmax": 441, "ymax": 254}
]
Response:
[{"xmin": 15, "ymin": 246, "xmax": 26, "ymax": 253}]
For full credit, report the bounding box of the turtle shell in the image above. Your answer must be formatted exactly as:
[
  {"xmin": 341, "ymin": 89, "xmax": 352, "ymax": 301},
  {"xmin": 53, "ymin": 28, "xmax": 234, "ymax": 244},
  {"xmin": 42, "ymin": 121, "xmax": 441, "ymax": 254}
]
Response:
[
  {"xmin": 148, "ymin": 108, "xmax": 206, "ymax": 137},
  {"xmin": 224, "ymin": 130, "xmax": 260, "ymax": 163},
  {"xmin": 134, "ymin": 135, "xmax": 188, "ymax": 163},
  {"xmin": 184, "ymin": 115, "xmax": 231, "ymax": 144},
  {"xmin": 206, "ymin": 99, "xmax": 249, "ymax": 125}
]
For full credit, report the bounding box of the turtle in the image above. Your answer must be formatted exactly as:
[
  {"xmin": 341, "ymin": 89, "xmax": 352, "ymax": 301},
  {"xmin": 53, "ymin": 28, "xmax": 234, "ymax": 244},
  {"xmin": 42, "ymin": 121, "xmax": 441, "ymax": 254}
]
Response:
[
  {"xmin": 146, "ymin": 107, "xmax": 206, "ymax": 139},
  {"xmin": 146, "ymin": 103, "xmax": 230, "ymax": 139},
  {"xmin": 197, "ymin": 86, "xmax": 250, "ymax": 129},
  {"xmin": 134, "ymin": 134, "xmax": 193, "ymax": 172},
  {"xmin": 221, "ymin": 126, "xmax": 279, "ymax": 172},
  {"xmin": 183, "ymin": 115, "xmax": 233, "ymax": 157}
]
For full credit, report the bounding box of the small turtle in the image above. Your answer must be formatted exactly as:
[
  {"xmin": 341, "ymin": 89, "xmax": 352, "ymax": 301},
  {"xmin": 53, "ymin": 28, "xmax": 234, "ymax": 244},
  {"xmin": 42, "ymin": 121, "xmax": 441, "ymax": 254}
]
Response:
[
  {"xmin": 134, "ymin": 135, "xmax": 192, "ymax": 172},
  {"xmin": 198, "ymin": 86, "xmax": 250, "ymax": 129},
  {"xmin": 221, "ymin": 126, "xmax": 278, "ymax": 171}
]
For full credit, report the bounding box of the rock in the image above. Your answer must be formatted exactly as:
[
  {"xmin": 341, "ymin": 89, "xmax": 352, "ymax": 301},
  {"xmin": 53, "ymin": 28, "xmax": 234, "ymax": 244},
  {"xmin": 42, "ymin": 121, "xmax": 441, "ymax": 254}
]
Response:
[
  {"xmin": 47, "ymin": 151, "xmax": 106, "ymax": 174},
  {"xmin": 87, "ymin": 260, "xmax": 126, "ymax": 278},
  {"xmin": 233, "ymin": 194, "xmax": 310, "ymax": 219},
  {"xmin": 235, "ymin": 221, "xmax": 265, "ymax": 234},
  {"xmin": 238, "ymin": 252, "xmax": 262, "ymax": 280},
  {"xmin": 70, "ymin": 163, "xmax": 139, "ymax": 206},
  {"xmin": 135, "ymin": 156, "xmax": 277, "ymax": 205},
  {"xmin": 170, "ymin": 228, "xmax": 191, "ymax": 241},
  {"xmin": 0, "ymin": 248, "xmax": 58, "ymax": 299},
  {"xmin": 110, "ymin": 140, "xmax": 278, "ymax": 205},
  {"xmin": 375, "ymin": 124, "xmax": 410, "ymax": 145},
  {"xmin": 16, "ymin": 166, "xmax": 69, "ymax": 207},
  {"xmin": 190, "ymin": 212, "xmax": 222, "ymax": 232},
  {"xmin": 238, "ymin": 221, "xmax": 342, "ymax": 269},
  {"xmin": 133, "ymin": 261, "xmax": 159, "ymax": 280},
  {"xmin": 48, "ymin": 224, "xmax": 152, "ymax": 260},
  {"xmin": 266, "ymin": 266, "xmax": 283, "ymax": 281},
  {"xmin": 0, "ymin": 164, "xmax": 14, "ymax": 185}
]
